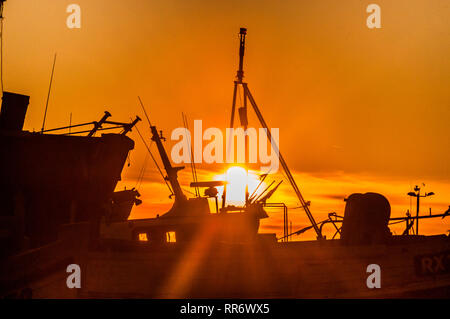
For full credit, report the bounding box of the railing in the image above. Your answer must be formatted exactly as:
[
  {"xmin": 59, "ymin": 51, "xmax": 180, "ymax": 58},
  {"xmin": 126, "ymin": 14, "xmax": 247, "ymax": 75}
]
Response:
[{"xmin": 40, "ymin": 111, "xmax": 140, "ymax": 136}]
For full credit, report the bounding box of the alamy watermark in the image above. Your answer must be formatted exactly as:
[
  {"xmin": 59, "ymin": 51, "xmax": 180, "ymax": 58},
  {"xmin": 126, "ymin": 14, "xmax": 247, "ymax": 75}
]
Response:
[
  {"xmin": 66, "ymin": 4, "xmax": 81, "ymax": 29},
  {"xmin": 66, "ymin": 264, "xmax": 81, "ymax": 288},
  {"xmin": 170, "ymin": 120, "xmax": 280, "ymax": 173},
  {"xmin": 366, "ymin": 4, "xmax": 381, "ymax": 29},
  {"xmin": 65, "ymin": 4, "xmax": 380, "ymax": 30},
  {"xmin": 366, "ymin": 264, "xmax": 381, "ymax": 288}
]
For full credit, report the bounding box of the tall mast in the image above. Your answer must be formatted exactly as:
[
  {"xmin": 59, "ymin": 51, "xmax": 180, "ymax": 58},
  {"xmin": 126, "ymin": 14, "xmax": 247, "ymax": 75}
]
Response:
[
  {"xmin": 237, "ymin": 27, "xmax": 246, "ymax": 83},
  {"xmin": 229, "ymin": 28, "xmax": 250, "ymax": 204},
  {"xmin": 229, "ymin": 28, "xmax": 323, "ymax": 239}
]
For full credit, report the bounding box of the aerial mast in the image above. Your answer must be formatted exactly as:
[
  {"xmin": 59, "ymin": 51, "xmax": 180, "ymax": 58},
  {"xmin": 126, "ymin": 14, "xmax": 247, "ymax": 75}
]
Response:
[
  {"xmin": 407, "ymin": 185, "xmax": 434, "ymax": 235},
  {"xmin": 229, "ymin": 28, "xmax": 250, "ymax": 204}
]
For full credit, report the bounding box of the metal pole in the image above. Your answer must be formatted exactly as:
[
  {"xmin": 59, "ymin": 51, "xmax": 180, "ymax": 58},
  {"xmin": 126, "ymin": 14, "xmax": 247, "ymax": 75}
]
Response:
[
  {"xmin": 416, "ymin": 191, "xmax": 420, "ymax": 235},
  {"xmin": 41, "ymin": 53, "xmax": 57, "ymax": 133},
  {"xmin": 229, "ymin": 82, "xmax": 238, "ymax": 131},
  {"xmin": 150, "ymin": 125, "xmax": 186, "ymax": 202},
  {"xmin": 87, "ymin": 111, "xmax": 111, "ymax": 137},
  {"xmin": 237, "ymin": 28, "xmax": 246, "ymax": 83},
  {"xmin": 243, "ymin": 89, "xmax": 249, "ymax": 205}
]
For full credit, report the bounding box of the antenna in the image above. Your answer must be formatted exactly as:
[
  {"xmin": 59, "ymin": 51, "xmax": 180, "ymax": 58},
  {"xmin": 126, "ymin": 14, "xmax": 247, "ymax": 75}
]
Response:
[
  {"xmin": 41, "ymin": 53, "xmax": 57, "ymax": 133},
  {"xmin": 138, "ymin": 96, "xmax": 152, "ymax": 127},
  {"xmin": 182, "ymin": 112, "xmax": 199, "ymax": 197},
  {"xmin": 0, "ymin": 0, "xmax": 6, "ymax": 94},
  {"xmin": 248, "ymin": 171, "xmax": 270, "ymax": 202}
]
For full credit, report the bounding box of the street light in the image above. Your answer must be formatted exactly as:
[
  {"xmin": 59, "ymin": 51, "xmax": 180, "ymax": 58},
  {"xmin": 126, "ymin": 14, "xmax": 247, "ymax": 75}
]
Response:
[{"xmin": 407, "ymin": 185, "xmax": 435, "ymax": 235}]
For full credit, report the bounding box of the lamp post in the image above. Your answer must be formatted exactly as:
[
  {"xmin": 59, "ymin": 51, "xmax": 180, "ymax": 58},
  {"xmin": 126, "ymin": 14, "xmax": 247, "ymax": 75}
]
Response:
[{"xmin": 407, "ymin": 185, "xmax": 434, "ymax": 235}]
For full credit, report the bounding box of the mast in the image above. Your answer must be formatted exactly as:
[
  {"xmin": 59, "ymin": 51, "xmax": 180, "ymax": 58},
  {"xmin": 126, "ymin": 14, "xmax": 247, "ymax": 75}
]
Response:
[
  {"xmin": 237, "ymin": 27, "xmax": 246, "ymax": 83},
  {"xmin": 229, "ymin": 28, "xmax": 250, "ymax": 204},
  {"xmin": 407, "ymin": 185, "xmax": 435, "ymax": 235},
  {"xmin": 229, "ymin": 28, "xmax": 323, "ymax": 239},
  {"xmin": 150, "ymin": 126, "xmax": 186, "ymax": 202}
]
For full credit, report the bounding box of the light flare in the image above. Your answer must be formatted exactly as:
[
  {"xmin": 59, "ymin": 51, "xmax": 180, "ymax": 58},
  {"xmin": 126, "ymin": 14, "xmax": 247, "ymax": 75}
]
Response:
[{"xmin": 214, "ymin": 166, "xmax": 267, "ymax": 207}]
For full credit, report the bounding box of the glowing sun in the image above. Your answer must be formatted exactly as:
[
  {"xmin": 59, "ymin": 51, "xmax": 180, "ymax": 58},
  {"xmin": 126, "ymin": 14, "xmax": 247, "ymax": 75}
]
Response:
[{"xmin": 214, "ymin": 166, "xmax": 266, "ymax": 206}]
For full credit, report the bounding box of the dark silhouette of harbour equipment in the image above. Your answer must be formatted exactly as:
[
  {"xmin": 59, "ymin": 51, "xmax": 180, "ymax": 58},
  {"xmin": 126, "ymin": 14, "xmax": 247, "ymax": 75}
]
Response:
[{"xmin": 341, "ymin": 193, "xmax": 391, "ymax": 245}]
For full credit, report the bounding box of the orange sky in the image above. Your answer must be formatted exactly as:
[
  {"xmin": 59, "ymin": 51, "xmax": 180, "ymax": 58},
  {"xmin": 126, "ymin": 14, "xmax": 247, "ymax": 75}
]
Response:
[{"xmin": 3, "ymin": 0, "xmax": 449, "ymax": 239}]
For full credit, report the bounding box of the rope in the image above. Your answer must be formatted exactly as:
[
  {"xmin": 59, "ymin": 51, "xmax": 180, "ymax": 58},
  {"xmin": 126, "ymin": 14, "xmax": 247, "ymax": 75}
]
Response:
[{"xmin": 135, "ymin": 151, "xmax": 149, "ymax": 190}]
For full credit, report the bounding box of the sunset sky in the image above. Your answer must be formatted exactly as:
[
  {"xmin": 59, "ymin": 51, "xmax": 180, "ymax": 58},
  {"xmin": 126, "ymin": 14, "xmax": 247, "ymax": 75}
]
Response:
[{"xmin": 4, "ymin": 0, "xmax": 449, "ymax": 239}]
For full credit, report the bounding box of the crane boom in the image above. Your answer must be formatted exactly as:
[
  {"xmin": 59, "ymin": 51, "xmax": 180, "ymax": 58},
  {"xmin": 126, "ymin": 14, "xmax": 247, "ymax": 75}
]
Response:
[
  {"xmin": 243, "ymin": 83, "xmax": 323, "ymax": 239},
  {"xmin": 228, "ymin": 27, "xmax": 323, "ymax": 239}
]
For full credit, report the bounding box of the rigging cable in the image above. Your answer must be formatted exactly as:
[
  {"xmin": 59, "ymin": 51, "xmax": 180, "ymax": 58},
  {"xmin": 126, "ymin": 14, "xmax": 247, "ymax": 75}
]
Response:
[
  {"xmin": 135, "ymin": 151, "xmax": 149, "ymax": 190},
  {"xmin": 41, "ymin": 53, "xmax": 57, "ymax": 133},
  {"xmin": 0, "ymin": 1, "xmax": 5, "ymax": 93},
  {"xmin": 182, "ymin": 112, "xmax": 199, "ymax": 197},
  {"xmin": 138, "ymin": 96, "xmax": 152, "ymax": 126}
]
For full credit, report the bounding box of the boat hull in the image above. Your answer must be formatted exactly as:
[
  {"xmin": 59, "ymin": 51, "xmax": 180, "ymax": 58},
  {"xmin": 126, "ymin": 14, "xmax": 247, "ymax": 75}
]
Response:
[{"xmin": 5, "ymin": 232, "xmax": 448, "ymax": 298}]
